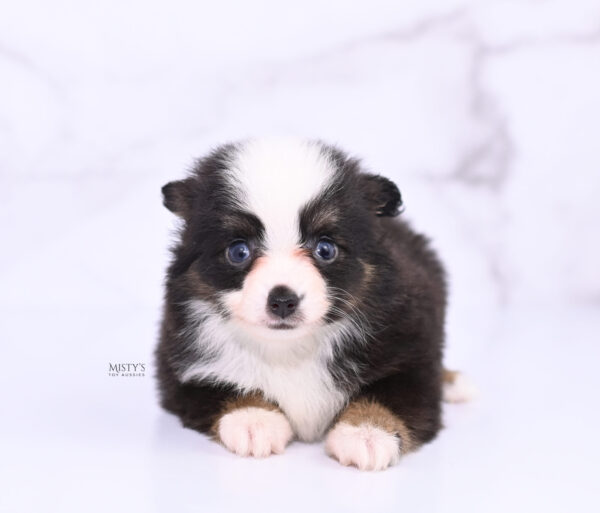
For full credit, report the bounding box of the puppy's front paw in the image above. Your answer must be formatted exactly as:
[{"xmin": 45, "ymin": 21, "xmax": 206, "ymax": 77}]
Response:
[
  {"xmin": 217, "ymin": 407, "xmax": 293, "ymax": 458},
  {"xmin": 325, "ymin": 422, "xmax": 401, "ymax": 471}
]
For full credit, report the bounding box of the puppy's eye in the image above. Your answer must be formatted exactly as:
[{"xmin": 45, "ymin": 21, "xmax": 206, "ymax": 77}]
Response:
[
  {"xmin": 314, "ymin": 239, "xmax": 338, "ymax": 262},
  {"xmin": 227, "ymin": 241, "xmax": 251, "ymax": 264}
]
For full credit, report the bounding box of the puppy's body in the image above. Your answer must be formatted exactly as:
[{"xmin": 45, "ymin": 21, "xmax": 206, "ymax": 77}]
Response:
[{"xmin": 156, "ymin": 138, "xmax": 448, "ymax": 470}]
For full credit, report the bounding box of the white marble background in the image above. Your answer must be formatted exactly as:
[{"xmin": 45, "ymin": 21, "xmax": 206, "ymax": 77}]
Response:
[{"xmin": 1, "ymin": 1, "xmax": 599, "ymax": 512}]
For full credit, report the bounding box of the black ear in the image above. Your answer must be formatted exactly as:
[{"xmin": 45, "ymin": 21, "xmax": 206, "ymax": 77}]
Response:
[
  {"xmin": 361, "ymin": 174, "xmax": 403, "ymax": 217},
  {"xmin": 161, "ymin": 178, "xmax": 196, "ymax": 218}
]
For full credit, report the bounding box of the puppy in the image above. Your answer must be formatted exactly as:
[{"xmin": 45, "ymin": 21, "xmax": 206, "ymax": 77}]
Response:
[{"xmin": 156, "ymin": 138, "xmax": 468, "ymax": 471}]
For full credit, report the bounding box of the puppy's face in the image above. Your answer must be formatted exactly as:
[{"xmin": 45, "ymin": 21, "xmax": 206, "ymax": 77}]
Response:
[{"xmin": 163, "ymin": 139, "xmax": 401, "ymax": 341}]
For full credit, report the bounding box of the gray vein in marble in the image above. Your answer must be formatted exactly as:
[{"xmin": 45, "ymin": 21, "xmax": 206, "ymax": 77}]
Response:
[{"xmin": 0, "ymin": 41, "xmax": 64, "ymax": 97}]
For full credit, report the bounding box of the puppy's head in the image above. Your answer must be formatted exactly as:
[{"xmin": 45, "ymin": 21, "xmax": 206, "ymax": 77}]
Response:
[{"xmin": 163, "ymin": 138, "xmax": 402, "ymax": 342}]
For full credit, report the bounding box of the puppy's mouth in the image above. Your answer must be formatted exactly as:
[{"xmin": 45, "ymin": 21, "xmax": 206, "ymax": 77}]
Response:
[
  {"xmin": 233, "ymin": 314, "xmax": 304, "ymax": 332},
  {"xmin": 266, "ymin": 321, "xmax": 298, "ymax": 330}
]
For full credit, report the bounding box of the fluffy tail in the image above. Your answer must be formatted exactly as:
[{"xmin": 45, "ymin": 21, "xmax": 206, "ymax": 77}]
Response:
[{"xmin": 442, "ymin": 369, "xmax": 478, "ymax": 403}]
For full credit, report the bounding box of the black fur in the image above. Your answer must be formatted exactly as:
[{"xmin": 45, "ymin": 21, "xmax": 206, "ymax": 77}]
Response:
[{"xmin": 156, "ymin": 141, "xmax": 446, "ymax": 449}]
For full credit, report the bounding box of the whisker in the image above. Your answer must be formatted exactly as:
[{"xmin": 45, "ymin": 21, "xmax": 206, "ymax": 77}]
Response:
[{"xmin": 326, "ymin": 288, "xmax": 373, "ymax": 332}]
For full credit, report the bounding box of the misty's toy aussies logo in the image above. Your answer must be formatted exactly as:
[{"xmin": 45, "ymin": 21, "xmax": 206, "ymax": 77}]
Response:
[{"xmin": 108, "ymin": 363, "xmax": 146, "ymax": 377}]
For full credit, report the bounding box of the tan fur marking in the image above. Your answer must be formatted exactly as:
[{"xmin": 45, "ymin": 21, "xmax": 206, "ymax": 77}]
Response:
[
  {"xmin": 359, "ymin": 260, "xmax": 377, "ymax": 292},
  {"xmin": 443, "ymin": 368, "xmax": 459, "ymax": 385},
  {"xmin": 184, "ymin": 269, "xmax": 217, "ymax": 298},
  {"xmin": 336, "ymin": 398, "xmax": 414, "ymax": 453},
  {"xmin": 306, "ymin": 208, "xmax": 339, "ymax": 234}
]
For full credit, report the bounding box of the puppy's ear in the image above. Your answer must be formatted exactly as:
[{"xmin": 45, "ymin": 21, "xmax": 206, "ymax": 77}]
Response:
[
  {"xmin": 161, "ymin": 178, "xmax": 196, "ymax": 218},
  {"xmin": 360, "ymin": 174, "xmax": 403, "ymax": 217}
]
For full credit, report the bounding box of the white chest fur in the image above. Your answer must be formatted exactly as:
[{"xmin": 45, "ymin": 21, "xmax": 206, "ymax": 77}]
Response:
[{"xmin": 180, "ymin": 301, "xmax": 350, "ymax": 441}]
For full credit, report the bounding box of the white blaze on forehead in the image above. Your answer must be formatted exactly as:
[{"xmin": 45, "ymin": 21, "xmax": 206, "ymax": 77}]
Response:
[
  {"xmin": 221, "ymin": 138, "xmax": 334, "ymax": 337},
  {"xmin": 231, "ymin": 138, "xmax": 336, "ymax": 250}
]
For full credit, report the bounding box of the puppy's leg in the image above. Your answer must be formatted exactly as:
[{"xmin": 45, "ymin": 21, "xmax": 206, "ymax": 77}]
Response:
[
  {"xmin": 158, "ymin": 345, "xmax": 294, "ymax": 458},
  {"xmin": 325, "ymin": 369, "xmax": 441, "ymax": 471},
  {"xmin": 325, "ymin": 399, "xmax": 409, "ymax": 471},
  {"xmin": 213, "ymin": 393, "xmax": 293, "ymax": 458},
  {"xmin": 160, "ymin": 373, "xmax": 293, "ymax": 457}
]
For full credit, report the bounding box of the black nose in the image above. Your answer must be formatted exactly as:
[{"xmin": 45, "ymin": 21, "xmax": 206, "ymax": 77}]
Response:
[{"xmin": 267, "ymin": 285, "xmax": 300, "ymax": 319}]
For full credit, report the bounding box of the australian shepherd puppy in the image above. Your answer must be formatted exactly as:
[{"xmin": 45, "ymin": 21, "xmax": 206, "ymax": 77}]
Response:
[{"xmin": 156, "ymin": 138, "xmax": 470, "ymax": 471}]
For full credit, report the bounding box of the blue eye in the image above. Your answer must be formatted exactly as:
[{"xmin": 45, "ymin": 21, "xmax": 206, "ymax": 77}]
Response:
[
  {"xmin": 315, "ymin": 239, "xmax": 338, "ymax": 262},
  {"xmin": 227, "ymin": 241, "xmax": 251, "ymax": 264}
]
